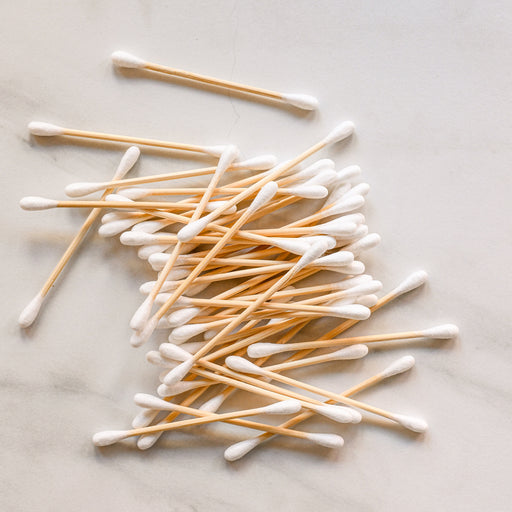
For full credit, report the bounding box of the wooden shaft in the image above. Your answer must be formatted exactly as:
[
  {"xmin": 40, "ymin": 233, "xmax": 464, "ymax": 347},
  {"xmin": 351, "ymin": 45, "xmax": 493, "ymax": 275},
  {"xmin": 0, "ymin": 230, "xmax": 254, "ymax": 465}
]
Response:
[
  {"xmin": 63, "ymin": 128, "xmax": 215, "ymax": 155},
  {"xmin": 255, "ymin": 330, "xmax": 424, "ymax": 354},
  {"xmin": 56, "ymin": 199, "xmax": 210, "ymax": 210},
  {"xmin": 144, "ymin": 62, "xmax": 284, "ymax": 100}
]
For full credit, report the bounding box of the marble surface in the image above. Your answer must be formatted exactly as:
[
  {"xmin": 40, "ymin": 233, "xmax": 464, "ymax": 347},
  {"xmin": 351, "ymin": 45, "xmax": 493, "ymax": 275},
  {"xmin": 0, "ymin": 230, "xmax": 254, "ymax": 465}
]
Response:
[{"xmin": 1, "ymin": 1, "xmax": 511, "ymax": 511}]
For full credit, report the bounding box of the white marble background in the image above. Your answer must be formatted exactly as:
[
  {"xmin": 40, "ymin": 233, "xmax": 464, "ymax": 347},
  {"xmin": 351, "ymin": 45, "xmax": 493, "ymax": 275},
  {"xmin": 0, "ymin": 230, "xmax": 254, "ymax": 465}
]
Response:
[{"xmin": 1, "ymin": 1, "xmax": 511, "ymax": 511}]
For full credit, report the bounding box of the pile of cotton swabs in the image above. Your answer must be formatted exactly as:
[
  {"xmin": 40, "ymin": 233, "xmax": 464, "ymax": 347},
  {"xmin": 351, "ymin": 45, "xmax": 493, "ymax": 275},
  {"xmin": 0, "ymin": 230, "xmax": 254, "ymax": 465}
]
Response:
[{"xmin": 18, "ymin": 51, "xmax": 458, "ymax": 462}]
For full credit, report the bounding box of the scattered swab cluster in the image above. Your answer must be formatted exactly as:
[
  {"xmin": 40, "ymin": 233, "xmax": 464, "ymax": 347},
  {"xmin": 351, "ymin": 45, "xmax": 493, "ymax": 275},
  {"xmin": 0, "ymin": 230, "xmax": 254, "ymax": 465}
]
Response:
[{"xmin": 18, "ymin": 51, "xmax": 458, "ymax": 462}]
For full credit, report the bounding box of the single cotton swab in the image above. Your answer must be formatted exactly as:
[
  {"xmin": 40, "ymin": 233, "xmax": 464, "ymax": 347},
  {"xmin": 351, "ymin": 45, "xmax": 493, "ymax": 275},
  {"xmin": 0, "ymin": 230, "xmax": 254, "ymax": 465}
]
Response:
[
  {"xmin": 28, "ymin": 121, "xmax": 227, "ymax": 157},
  {"xmin": 18, "ymin": 146, "xmax": 140, "ymax": 327},
  {"xmin": 112, "ymin": 51, "xmax": 319, "ymax": 111}
]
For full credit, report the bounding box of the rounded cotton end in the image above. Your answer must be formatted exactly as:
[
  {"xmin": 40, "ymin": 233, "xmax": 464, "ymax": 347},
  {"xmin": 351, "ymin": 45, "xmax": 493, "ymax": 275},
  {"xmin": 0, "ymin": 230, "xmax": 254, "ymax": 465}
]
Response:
[
  {"xmin": 18, "ymin": 293, "xmax": 45, "ymax": 328},
  {"xmin": 65, "ymin": 182, "xmax": 105, "ymax": 198},
  {"xmin": 421, "ymin": 324, "xmax": 459, "ymax": 339},
  {"xmin": 130, "ymin": 317, "xmax": 158, "ymax": 347},
  {"xmin": 167, "ymin": 307, "xmax": 202, "ymax": 328},
  {"xmin": 202, "ymin": 145, "xmax": 228, "ymax": 158},
  {"xmin": 28, "ymin": 121, "xmax": 64, "ymax": 136},
  {"xmin": 247, "ymin": 343, "xmax": 287, "ymax": 358},
  {"xmin": 129, "ymin": 298, "xmax": 153, "ymax": 331},
  {"xmin": 246, "ymin": 182, "xmax": 279, "ymax": 214},
  {"xmin": 92, "ymin": 430, "xmax": 129, "ymax": 447},
  {"xmin": 393, "ymin": 414, "xmax": 428, "ymax": 433},
  {"xmin": 199, "ymin": 394, "xmax": 227, "ymax": 413},
  {"xmin": 169, "ymin": 323, "xmax": 208, "ymax": 344},
  {"xmin": 330, "ymin": 344, "xmax": 369, "ymax": 360},
  {"xmin": 239, "ymin": 154, "xmax": 277, "ymax": 170},
  {"xmin": 381, "ymin": 356, "xmax": 416, "ymax": 379},
  {"xmin": 177, "ymin": 215, "xmax": 212, "ymax": 242},
  {"xmin": 162, "ymin": 359, "xmax": 194, "ymax": 386},
  {"xmin": 284, "ymin": 184, "xmax": 328, "ymax": 199},
  {"xmin": 159, "ymin": 342, "xmax": 193, "ymax": 362},
  {"xmin": 115, "ymin": 146, "xmax": 140, "ymax": 179},
  {"xmin": 323, "ymin": 121, "xmax": 355, "ymax": 145},
  {"xmin": 261, "ymin": 400, "xmax": 302, "ymax": 415},
  {"xmin": 392, "ymin": 270, "xmax": 428, "ymax": 296},
  {"xmin": 120, "ymin": 231, "xmax": 156, "ymax": 246},
  {"xmin": 134, "ymin": 393, "xmax": 173, "ymax": 411},
  {"xmin": 281, "ymin": 92, "xmax": 319, "ymax": 110},
  {"xmin": 312, "ymin": 404, "xmax": 355, "ymax": 423},
  {"xmin": 20, "ymin": 196, "xmax": 58, "ymax": 211},
  {"xmin": 225, "ymin": 356, "xmax": 264, "ymax": 375},
  {"xmin": 111, "ymin": 50, "xmax": 146, "ymax": 69},
  {"xmin": 329, "ymin": 304, "xmax": 371, "ymax": 320},
  {"xmin": 306, "ymin": 433, "xmax": 344, "ymax": 449},
  {"xmin": 224, "ymin": 438, "xmax": 261, "ymax": 461}
]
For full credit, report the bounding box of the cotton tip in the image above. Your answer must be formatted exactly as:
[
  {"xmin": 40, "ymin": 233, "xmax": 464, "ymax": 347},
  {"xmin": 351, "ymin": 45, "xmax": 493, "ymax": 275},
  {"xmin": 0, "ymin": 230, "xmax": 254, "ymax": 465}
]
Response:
[
  {"xmin": 129, "ymin": 298, "xmax": 153, "ymax": 331},
  {"xmin": 281, "ymin": 93, "xmax": 319, "ymax": 110},
  {"xmin": 336, "ymin": 260, "xmax": 365, "ymax": 275},
  {"xmin": 343, "ymin": 280, "xmax": 383, "ymax": 298},
  {"xmin": 159, "ymin": 342, "xmax": 193, "ymax": 362},
  {"xmin": 120, "ymin": 231, "xmax": 156, "ymax": 246},
  {"xmin": 247, "ymin": 181, "xmax": 279, "ymax": 214},
  {"xmin": 247, "ymin": 343, "xmax": 287, "ymax": 358},
  {"xmin": 203, "ymin": 328, "xmax": 219, "ymax": 341},
  {"xmin": 28, "ymin": 121, "xmax": 64, "ymax": 136},
  {"xmin": 18, "ymin": 293, "xmax": 45, "ymax": 328},
  {"xmin": 224, "ymin": 438, "xmax": 261, "ymax": 461},
  {"xmin": 330, "ymin": 344, "xmax": 369, "ymax": 360},
  {"xmin": 261, "ymin": 400, "xmax": 302, "ymax": 415},
  {"xmin": 392, "ymin": 270, "xmax": 428, "ymax": 297},
  {"xmin": 393, "ymin": 414, "xmax": 428, "ymax": 433},
  {"xmin": 92, "ymin": 430, "xmax": 130, "ymax": 447},
  {"xmin": 284, "ymin": 184, "xmax": 328, "ymax": 199},
  {"xmin": 345, "ymin": 182, "xmax": 370, "ymax": 198},
  {"xmin": 329, "ymin": 195, "xmax": 365, "ymax": 216},
  {"xmin": 330, "ymin": 304, "xmax": 370, "ymax": 320},
  {"xmin": 136, "ymin": 432, "xmax": 162, "ymax": 450},
  {"xmin": 167, "ymin": 307, "xmax": 202, "ymax": 328},
  {"xmin": 115, "ymin": 146, "xmax": 140, "ymax": 179},
  {"xmin": 157, "ymin": 380, "xmax": 209, "ymax": 398},
  {"xmin": 169, "ymin": 323, "xmax": 208, "ymax": 344},
  {"xmin": 138, "ymin": 244, "xmax": 171, "ymax": 260},
  {"xmin": 217, "ymin": 144, "xmax": 239, "ymax": 168},
  {"xmin": 130, "ymin": 316, "xmax": 158, "ymax": 347},
  {"xmin": 336, "ymin": 164, "xmax": 362, "ymax": 182},
  {"xmin": 344, "ymin": 233, "xmax": 381, "ymax": 255},
  {"xmin": 238, "ymin": 154, "xmax": 277, "ymax": 170},
  {"xmin": 98, "ymin": 218, "xmax": 141, "ymax": 237},
  {"xmin": 205, "ymin": 201, "xmax": 237, "ymax": 214},
  {"xmin": 162, "ymin": 359, "xmax": 194, "ymax": 386},
  {"xmin": 311, "ymin": 404, "xmax": 355, "ymax": 423},
  {"xmin": 302, "ymin": 235, "xmax": 337, "ymax": 251},
  {"xmin": 146, "ymin": 350, "xmax": 176, "ymax": 368},
  {"xmin": 295, "ymin": 239, "xmax": 333, "ymax": 270},
  {"xmin": 357, "ymin": 295, "xmax": 378, "ymax": 307},
  {"xmin": 421, "ymin": 324, "xmax": 459, "ymax": 339},
  {"xmin": 313, "ymin": 220, "xmax": 358, "ymax": 238},
  {"xmin": 333, "ymin": 274, "xmax": 372, "ymax": 290},
  {"xmin": 19, "ymin": 196, "xmax": 58, "ymax": 211},
  {"xmin": 304, "ymin": 169, "xmax": 339, "ymax": 188},
  {"xmin": 268, "ymin": 237, "xmax": 312, "ymax": 255},
  {"xmin": 323, "ymin": 121, "xmax": 355, "ymax": 145},
  {"xmin": 306, "ymin": 433, "xmax": 344, "ymax": 449},
  {"xmin": 199, "ymin": 394, "xmax": 227, "ymax": 413},
  {"xmin": 132, "ymin": 219, "xmax": 171, "ymax": 233},
  {"xmin": 131, "ymin": 408, "xmax": 159, "ymax": 429},
  {"xmin": 177, "ymin": 214, "xmax": 212, "ymax": 242},
  {"xmin": 134, "ymin": 393, "xmax": 173, "ymax": 411},
  {"xmin": 313, "ymin": 251, "xmax": 354, "ymax": 268},
  {"xmin": 381, "ymin": 356, "xmax": 416, "ymax": 379},
  {"xmin": 111, "ymin": 50, "xmax": 146, "ymax": 69},
  {"xmin": 65, "ymin": 182, "xmax": 105, "ymax": 197},
  {"xmin": 225, "ymin": 356, "xmax": 265, "ymax": 375}
]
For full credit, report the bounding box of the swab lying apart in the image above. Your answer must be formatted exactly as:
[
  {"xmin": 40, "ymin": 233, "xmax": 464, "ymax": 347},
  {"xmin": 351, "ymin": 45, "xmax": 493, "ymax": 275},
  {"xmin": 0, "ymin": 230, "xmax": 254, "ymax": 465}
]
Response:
[{"xmin": 112, "ymin": 50, "xmax": 319, "ymax": 111}]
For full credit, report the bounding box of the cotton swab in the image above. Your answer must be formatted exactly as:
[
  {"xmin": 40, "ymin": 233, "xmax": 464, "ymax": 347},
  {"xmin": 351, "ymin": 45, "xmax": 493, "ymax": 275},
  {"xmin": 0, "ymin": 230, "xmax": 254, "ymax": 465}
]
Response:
[
  {"xmin": 18, "ymin": 146, "xmax": 140, "ymax": 327},
  {"xmin": 248, "ymin": 324, "xmax": 459, "ymax": 358},
  {"xmin": 225, "ymin": 356, "xmax": 428, "ymax": 433},
  {"xmin": 28, "ymin": 121, "xmax": 227, "ymax": 157},
  {"xmin": 224, "ymin": 356, "xmax": 416, "ymax": 460},
  {"xmin": 64, "ymin": 155, "xmax": 277, "ymax": 197},
  {"xmin": 93, "ymin": 399, "xmax": 305, "ymax": 446},
  {"xmin": 112, "ymin": 51, "xmax": 319, "ymax": 111}
]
